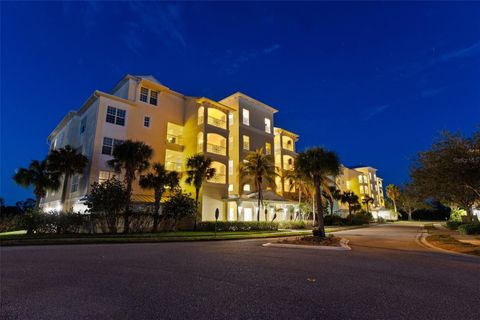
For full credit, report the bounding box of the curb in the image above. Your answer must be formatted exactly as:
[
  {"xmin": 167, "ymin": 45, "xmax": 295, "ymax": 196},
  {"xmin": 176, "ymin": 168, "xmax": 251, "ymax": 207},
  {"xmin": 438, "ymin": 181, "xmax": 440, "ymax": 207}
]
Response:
[
  {"xmin": 262, "ymin": 238, "xmax": 351, "ymax": 251},
  {"xmin": 416, "ymin": 230, "xmax": 480, "ymax": 259}
]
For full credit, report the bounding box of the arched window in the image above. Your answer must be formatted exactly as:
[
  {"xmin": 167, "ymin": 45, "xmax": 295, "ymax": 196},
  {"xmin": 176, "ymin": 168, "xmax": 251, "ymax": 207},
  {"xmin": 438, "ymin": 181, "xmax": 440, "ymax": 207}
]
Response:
[
  {"xmin": 208, "ymin": 161, "xmax": 226, "ymax": 184},
  {"xmin": 207, "ymin": 108, "xmax": 227, "ymax": 129},
  {"xmin": 206, "ymin": 133, "xmax": 227, "ymax": 155},
  {"xmin": 197, "ymin": 132, "xmax": 204, "ymax": 153},
  {"xmin": 198, "ymin": 106, "xmax": 204, "ymax": 125}
]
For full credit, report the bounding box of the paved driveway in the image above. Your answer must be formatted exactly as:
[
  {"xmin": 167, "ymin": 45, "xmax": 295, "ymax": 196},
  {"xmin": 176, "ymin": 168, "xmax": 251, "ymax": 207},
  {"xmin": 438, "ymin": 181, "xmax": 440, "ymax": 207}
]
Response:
[{"xmin": 1, "ymin": 224, "xmax": 479, "ymax": 320}]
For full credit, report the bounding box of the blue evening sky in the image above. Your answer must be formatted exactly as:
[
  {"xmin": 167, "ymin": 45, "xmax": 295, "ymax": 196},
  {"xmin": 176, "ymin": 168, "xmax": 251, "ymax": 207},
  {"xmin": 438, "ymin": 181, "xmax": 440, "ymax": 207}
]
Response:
[{"xmin": 1, "ymin": 2, "xmax": 479, "ymax": 204}]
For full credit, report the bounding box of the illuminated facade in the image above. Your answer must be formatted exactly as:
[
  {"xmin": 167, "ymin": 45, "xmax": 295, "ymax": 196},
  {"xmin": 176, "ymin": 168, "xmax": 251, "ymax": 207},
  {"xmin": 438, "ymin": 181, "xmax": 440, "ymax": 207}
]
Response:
[{"xmin": 41, "ymin": 75, "xmax": 299, "ymax": 221}]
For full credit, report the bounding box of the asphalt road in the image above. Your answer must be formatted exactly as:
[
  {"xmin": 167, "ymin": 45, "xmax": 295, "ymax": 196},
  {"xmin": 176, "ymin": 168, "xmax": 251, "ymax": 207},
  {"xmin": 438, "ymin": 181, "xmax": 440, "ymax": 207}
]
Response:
[{"xmin": 1, "ymin": 224, "xmax": 479, "ymax": 320}]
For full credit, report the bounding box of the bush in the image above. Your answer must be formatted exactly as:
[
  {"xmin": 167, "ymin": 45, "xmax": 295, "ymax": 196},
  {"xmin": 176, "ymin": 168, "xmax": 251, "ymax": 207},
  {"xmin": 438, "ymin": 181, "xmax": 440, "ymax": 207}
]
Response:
[
  {"xmin": 347, "ymin": 211, "xmax": 373, "ymax": 225},
  {"xmin": 458, "ymin": 223, "xmax": 480, "ymax": 235},
  {"xmin": 197, "ymin": 221, "xmax": 278, "ymax": 232},
  {"xmin": 446, "ymin": 220, "xmax": 463, "ymax": 230},
  {"xmin": 323, "ymin": 215, "xmax": 346, "ymax": 226},
  {"xmin": 278, "ymin": 220, "xmax": 313, "ymax": 229},
  {"xmin": 0, "ymin": 216, "xmax": 21, "ymax": 233}
]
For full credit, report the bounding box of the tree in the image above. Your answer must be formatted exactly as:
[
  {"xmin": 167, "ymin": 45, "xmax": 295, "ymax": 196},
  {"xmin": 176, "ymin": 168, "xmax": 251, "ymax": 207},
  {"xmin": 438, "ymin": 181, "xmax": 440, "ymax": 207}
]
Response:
[
  {"xmin": 361, "ymin": 195, "xmax": 374, "ymax": 213},
  {"xmin": 340, "ymin": 191, "xmax": 360, "ymax": 217},
  {"xmin": 386, "ymin": 184, "xmax": 400, "ymax": 213},
  {"xmin": 16, "ymin": 198, "xmax": 36, "ymax": 212},
  {"xmin": 410, "ymin": 130, "xmax": 480, "ymax": 223},
  {"xmin": 162, "ymin": 191, "xmax": 197, "ymax": 231},
  {"xmin": 240, "ymin": 148, "xmax": 277, "ymax": 221},
  {"xmin": 295, "ymin": 147, "xmax": 341, "ymax": 237},
  {"xmin": 13, "ymin": 159, "xmax": 61, "ymax": 208},
  {"xmin": 86, "ymin": 179, "xmax": 129, "ymax": 234},
  {"xmin": 47, "ymin": 145, "xmax": 88, "ymax": 209},
  {"xmin": 185, "ymin": 154, "xmax": 216, "ymax": 230},
  {"xmin": 107, "ymin": 140, "xmax": 153, "ymax": 233},
  {"xmin": 139, "ymin": 163, "xmax": 179, "ymax": 232},
  {"xmin": 397, "ymin": 183, "xmax": 424, "ymax": 221},
  {"xmin": 327, "ymin": 186, "xmax": 342, "ymax": 216}
]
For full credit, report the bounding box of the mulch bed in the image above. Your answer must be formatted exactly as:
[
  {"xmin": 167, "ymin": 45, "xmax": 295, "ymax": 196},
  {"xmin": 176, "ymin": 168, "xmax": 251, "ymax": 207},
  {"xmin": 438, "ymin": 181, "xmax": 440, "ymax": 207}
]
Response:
[{"xmin": 279, "ymin": 236, "xmax": 341, "ymax": 246}]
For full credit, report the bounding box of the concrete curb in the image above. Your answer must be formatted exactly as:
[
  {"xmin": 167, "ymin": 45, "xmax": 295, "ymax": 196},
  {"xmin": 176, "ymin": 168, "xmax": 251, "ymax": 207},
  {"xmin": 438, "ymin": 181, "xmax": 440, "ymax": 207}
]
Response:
[
  {"xmin": 416, "ymin": 230, "xmax": 480, "ymax": 259},
  {"xmin": 262, "ymin": 238, "xmax": 351, "ymax": 251}
]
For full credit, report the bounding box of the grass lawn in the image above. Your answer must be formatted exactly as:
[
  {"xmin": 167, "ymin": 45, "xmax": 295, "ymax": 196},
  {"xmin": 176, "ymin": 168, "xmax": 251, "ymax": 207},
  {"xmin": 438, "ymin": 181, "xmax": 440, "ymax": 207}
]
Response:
[
  {"xmin": 0, "ymin": 225, "xmax": 362, "ymax": 246},
  {"xmin": 424, "ymin": 224, "xmax": 480, "ymax": 256}
]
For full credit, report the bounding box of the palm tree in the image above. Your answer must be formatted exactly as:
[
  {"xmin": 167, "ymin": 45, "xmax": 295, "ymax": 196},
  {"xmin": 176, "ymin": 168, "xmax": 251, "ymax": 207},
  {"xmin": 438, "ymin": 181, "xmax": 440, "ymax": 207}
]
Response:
[
  {"xmin": 240, "ymin": 148, "xmax": 277, "ymax": 221},
  {"xmin": 362, "ymin": 195, "xmax": 375, "ymax": 213},
  {"xmin": 47, "ymin": 145, "xmax": 88, "ymax": 209},
  {"xmin": 340, "ymin": 191, "xmax": 360, "ymax": 217},
  {"xmin": 327, "ymin": 186, "xmax": 342, "ymax": 216},
  {"xmin": 185, "ymin": 154, "xmax": 216, "ymax": 230},
  {"xmin": 296, "ymin": 147, "xmax": 341, "ymax": 237},
  {"xmin": 139, "ymin": 163, "xmax": 179, "ymax": 232},
  {"xmin": 13, "ymin": 159, "xmax": 61, "ymax": 209},
  {"xmin": 107, "ymin": 140, "xmax": 153, "ymax": 233},
  {"xmin": 386, "ymin": 184, "xmax": 400, "ymax": 213}
]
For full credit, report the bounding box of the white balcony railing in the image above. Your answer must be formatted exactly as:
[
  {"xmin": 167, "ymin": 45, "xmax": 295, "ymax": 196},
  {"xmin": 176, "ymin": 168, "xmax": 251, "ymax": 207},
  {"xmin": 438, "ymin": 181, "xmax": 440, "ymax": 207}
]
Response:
[
  {"xmin": 207, "ymin": 143, "xmax": 226, "ymax": 156},
  {"xmin": 207, "ymin": 116, "xmax": 227, "ymax": 129},
  {"xmin": 208, "ymin": 174, "xmax": 226, "ymax": 184},
  {"xmin": 165, "ymin": 161, "xmax": 182, "ymax": 173}
]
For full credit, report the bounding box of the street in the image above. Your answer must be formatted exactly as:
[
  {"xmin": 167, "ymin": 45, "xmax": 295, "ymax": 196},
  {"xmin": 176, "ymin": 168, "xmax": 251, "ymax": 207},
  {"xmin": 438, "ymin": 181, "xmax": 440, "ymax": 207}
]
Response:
[{"xmin": 1, "ymin": 224, "xmax": 479, "ymax": 320}]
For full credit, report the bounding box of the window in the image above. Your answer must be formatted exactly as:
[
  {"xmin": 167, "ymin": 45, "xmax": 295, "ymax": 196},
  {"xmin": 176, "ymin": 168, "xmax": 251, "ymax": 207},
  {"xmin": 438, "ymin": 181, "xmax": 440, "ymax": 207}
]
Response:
[
  {"xmin": 80, "ymin": 118, "xmax": 86, "ymax": 134},
  {"xmin": 265, "ymin": 118, "xmax": 271, "ymax": 133},
  {"xmin": 144, "ymin": 116, "xmax": 150, "ymax": 128},
  {"xmin": 99, "ymin": 171, "xmax": 115, "ymax": 184},
  {"xmin": 265, "ymin": 143, "xmax": 272, "ymax": 155},
  {"xmin": 140, "ymin": 87, "xmax": 148, "ymax": 102},
  {"xmin": 243, "ymin": 135, "xmax": 250, "ymax": 150},
  {"xmin": 71, "ymin": 175, "xmax": 79, "ymax": 193},
  {"xmin": 229, "ymin": 160, "xmax": 234, "ymax": 175},
  {"xmin": 228, "ymin": 113, "xmax": 234, "ymax": 126},
  {"xmin": 228, "ymin": 184, "xmax": 234, "ymax": 192},
  {"xmin": 150, "ymin": 90, "xmax": 158, "ymax": 105},
  {"xmin": 242, "ymin": 108, "xmax": 250, "ymax": 126},
  {"xmin": 102, "ymin": 137, "xmax": 123, "ymax": 155},
  {"xmin": 243, "ymin": 184, "xmax": 251, "ymax": 192},
  {"xmin": 106, "ymin": 106, "xmax": 126, "ymax": 126},
  {"xmin": 198, "ymin": 106, "xmax": 204, "ymax": 125}
]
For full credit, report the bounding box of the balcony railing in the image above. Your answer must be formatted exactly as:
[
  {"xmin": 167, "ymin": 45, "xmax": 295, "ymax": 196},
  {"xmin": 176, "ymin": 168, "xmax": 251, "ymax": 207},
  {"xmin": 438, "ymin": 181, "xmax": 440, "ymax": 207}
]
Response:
[
  {"xmin": 207, "ymin": 116, "xmax": 227, "ymax": 129},
  {"xmin": 165, "ymin": 161, "xmax": 182, "ymax": 173},
  {"xmin": 282, "ymin": 143, "xmax": 294, "ymax": 151},
  {"xmin": 208, "ymin": 174, "xmax": 226, "ymax": 184},
  {"xmin": 207, "ymin": 143, "xmax": 226, "ymax": 156},
  {"xmin": 166, "ymin": 134, "xmax": 184, "ymax": 146}
]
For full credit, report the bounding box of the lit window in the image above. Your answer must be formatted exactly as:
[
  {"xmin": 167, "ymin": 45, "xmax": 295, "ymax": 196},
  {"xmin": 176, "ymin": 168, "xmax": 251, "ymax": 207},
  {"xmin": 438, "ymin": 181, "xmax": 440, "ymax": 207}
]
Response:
[
  {"xmin": 242, "ymin": 109, "xmax": 250, "ymax": 126},
  {"xmin": 198, "ymin": 106, "xmax": 204, "ymax": 125},
  {"xmin": 228, "ymin": 113, "xmax": 234, "ymax": 126},
  {"xmin": 265, "ymin": 143, "xmax": 272, "ymax": 155},
  {"xmin": 99, "ymin": 171, "xmax": 115, "ymax": 184},
  {"xmin": 71, "ymin": 175, "xmax": 79, "ymax": 193},
  {"xmin": 150, "ymin": 90, "xmax": 158, "ymax": 105},
  {"xmin": 140, "ymin": 87, "xmax": 148, "ymax": 102},
  {"xmin": 144, "ymin": 116, "xmax": 150, "ymax": 128},
  {"xmin": 102, "ymin": 137, "xmax": 123, "ymax": 155},
  {"xmin": 229, "ymin": 160, "xmax": 234, "ymax": 175},
  {"xmin": 80, "ymin": 118, "xmax": 86, "ymax": 134},
  {"xmin": 106, "ymin": 106, "xmax": 126, "ymax": 126},
  {"xmin": 243, "ymin": 135, "xmax": 250, "ymax": 150},
  {"xmin": 228, "ymin": 184, "xmax": 233, "ymax": 192},
  {"xmin": 243, "ymin": 184, "xmax": 251, "ymax": 192},
  {"xmin": 264, "ymin": 118, "xmax": 271, "ymax": 133}
]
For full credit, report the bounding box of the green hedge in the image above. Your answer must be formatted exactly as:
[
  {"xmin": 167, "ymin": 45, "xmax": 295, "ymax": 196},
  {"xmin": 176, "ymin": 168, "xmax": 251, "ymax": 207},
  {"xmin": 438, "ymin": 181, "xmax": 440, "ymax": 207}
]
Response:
[
  {"xmin": 278, "ymin": 220, "xmax": 313, "ymax": 229},
  {"xmin": 457, "ymin": 223, "xmax": 480, "ymax": 235},
  {"xmin": 446, "ymin": 220, "xmax": 463, "ymax": 230},
  {"xmin": 197, "ymin": 221, "xmax": 278, "ymax": 232}
]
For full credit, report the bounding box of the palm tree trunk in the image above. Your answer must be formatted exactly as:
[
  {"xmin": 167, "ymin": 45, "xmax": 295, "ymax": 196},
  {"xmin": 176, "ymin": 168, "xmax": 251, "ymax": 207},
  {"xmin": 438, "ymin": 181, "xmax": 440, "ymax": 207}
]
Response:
[
  {"xmin": 124, "ymin": 177, "xmax": 132, "ymax": 234},
  {"xmin": 257, "ymin": 182, "xmax": 261, "ymax": 222},
  {"xmin": 393, "ymin": 200, "xmax": 397, "ymax": 213},
  {"xmin": 34, "ymin": 193, "xmax": 41, "ymax": 210},
  {"xmin": 194, "ymin": 188, "xmax": 199, "ymax": 230},
  {"xmin": 153, "ymin": 191, "xmax": 161, "ymax": 233},
  {"xmin": 312, "ymin": 194, "xmax": 315, "ymax": 225},
  {"xmin": 60, "ymin": 174, "xmax": 70, "ymax": 207},
  {"xmin": 314, "ymin": 181, "xmax": 325, "ymax": 238}
]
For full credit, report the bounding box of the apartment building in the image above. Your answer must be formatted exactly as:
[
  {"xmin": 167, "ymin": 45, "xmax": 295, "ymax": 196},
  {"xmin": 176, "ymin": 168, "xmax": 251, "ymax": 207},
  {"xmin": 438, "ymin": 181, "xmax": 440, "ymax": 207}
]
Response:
[{"xmin": 41, "ymin": 75, "xmax": 299, "ymax": 221}]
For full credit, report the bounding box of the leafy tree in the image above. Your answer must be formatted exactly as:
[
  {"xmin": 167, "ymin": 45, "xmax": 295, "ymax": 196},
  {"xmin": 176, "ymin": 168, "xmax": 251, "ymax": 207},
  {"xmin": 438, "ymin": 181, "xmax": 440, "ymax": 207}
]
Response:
[
  {"xmin": 85, "ymin": 179, "xmax": 129, "ymax": 234},
  {"xmin": 295, "ymin": 147, "xmax": 341, "ymax": 237},
  {"xmin": 16, "ymin": 198, "xmax": 36, "ymax": 212},
  {"xmin": 386, "ymin": 184, "xmax": 400, "ymax": 213},
  {"xmin": 107, "ymin": 140, "xmax": 153, "ymax": 233},
  {"xmin": 162, "ymin": 191, "xmax": 197, "ymax": 231},
  {"xmin": 185, "ymin": 154, "xmax": 216, "ymax": 229},
  {"xmin": 240, "ymin": 148, "xmax": 277, "ymax": 221},
  {"xmin": 139, "ymin": 163, "xmax": 179, "ymax": 232},
  {"xmin": 340, "ymin": 191, "xmax": 360, "ymax": 217},
  {"xmin": 361, "ymin": 195, "xmax": 375, "ymax": 213},
  {"xmin": 13, "ymin": 159, "xmax": 61, "ymax": 208},
  {"xmin": 410, "ymin": 130, "xmax": 480, "ymax": 222},
  {"xmin": 397, "ymin": 183, "xmax": 424, "ymax": 221}
]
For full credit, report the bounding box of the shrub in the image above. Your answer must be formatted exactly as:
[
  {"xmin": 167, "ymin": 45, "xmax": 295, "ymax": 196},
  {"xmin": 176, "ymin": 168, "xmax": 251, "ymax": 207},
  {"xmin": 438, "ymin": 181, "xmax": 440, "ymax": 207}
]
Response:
[
  {"xmin": 347, "ymin": 211, "xmax": 373, "ymax": 225},
  {"xmin": 446, "ymin": 220, "xmax": 463, "ymax": 230},
  {"xmin": 197, "ymin": 221, "xmax": 278, "ymax": 232},
  {"xmin": 458, "ymin": 223, "xmax": 480, "ymax": 235},
  {"xmin": 278, "ymin": 220, "xmax": 313, "ymax": 229},
  {"xmin": 0, "ymin": 216, "xmax": 21, "ymax": 233},
  {"xmin": 323, "ymin": 215, "xmax": 346, "ymax": 226},
  {"xmin": 163, "ymin": 192, "xmax": 197, "ymax": 231}
]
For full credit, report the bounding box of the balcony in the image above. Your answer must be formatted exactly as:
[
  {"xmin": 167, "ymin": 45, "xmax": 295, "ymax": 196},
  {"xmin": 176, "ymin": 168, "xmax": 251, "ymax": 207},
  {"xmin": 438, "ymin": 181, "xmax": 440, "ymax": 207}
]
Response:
[
  {"xmin": 207, "ymin": 116, "xmax": 227, "ymax": 129},
  {"xmin": 208, "ymin": 173, "xmax": 226, "ymax": 184},
  {"xmin": 166, "ymin": 134, "xmax": 183, "ymax": 146},
  {"xmin": 165, "ymin": 161, "xmax": 182, "ymax": 172},
  {"xmin": 207, "ymin": 143, "xmax": 226, "ymax": 156}
]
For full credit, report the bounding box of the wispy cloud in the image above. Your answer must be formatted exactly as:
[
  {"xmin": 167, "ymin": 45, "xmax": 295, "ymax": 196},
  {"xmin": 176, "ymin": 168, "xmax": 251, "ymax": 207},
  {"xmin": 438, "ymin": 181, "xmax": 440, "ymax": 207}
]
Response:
[
  {"xmin": 436, "ymin": 40, "xmax": 480, "ymax": 63},
  {"xmin": 364, "ymin": 104, "xmax": 391, "ymax": 121},
  {"xmin": 125, "ymin": 2, "xmax": 187, "ymax": 55},
  {"xmin": 263, "ymin": 43, "xmax": 281, "ymax": 54}
]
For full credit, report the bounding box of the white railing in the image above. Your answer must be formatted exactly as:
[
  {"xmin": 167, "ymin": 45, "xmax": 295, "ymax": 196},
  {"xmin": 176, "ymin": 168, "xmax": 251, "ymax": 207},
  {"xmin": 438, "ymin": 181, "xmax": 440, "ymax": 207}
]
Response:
[
  {"xmin": 207, "ymin": 143, "xmax": 226, "ymax": 155},
  {"xmin": 207, "ymin": 116, "xmax": 227, "ymax": 129}
]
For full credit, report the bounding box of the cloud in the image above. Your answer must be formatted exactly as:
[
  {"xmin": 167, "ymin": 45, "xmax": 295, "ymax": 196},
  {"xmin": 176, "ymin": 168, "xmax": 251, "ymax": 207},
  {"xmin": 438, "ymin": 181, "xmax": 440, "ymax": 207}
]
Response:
[
  {"xmin": 263, "ymin": 43, "xmax": 281, "ymax": 54},
  {"xmin": 364, "ymin": 104, "xmax": 391, "ymax": 121},
  {"xmin": 126, "ymin": 2, "xmax": 187, "ymax": 55},
  {"xmin": 436, "ymin": 40, "xmax": 480, "ymax": 63}
]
